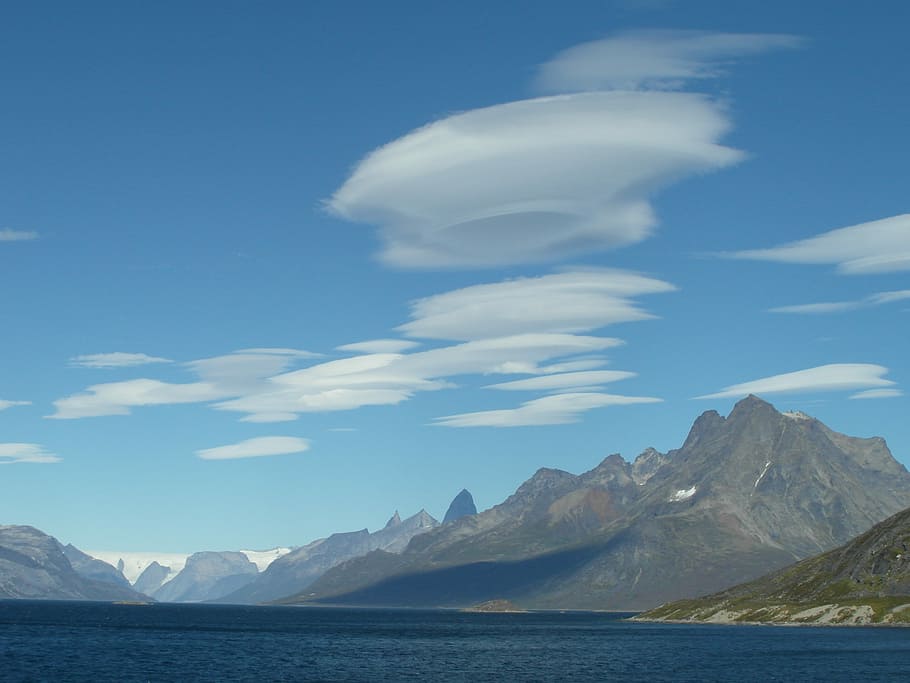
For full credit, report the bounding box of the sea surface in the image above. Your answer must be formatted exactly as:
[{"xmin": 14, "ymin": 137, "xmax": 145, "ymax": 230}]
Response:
[{"xmin": 1, "ymin": 601, "xmax": 909, "ymax": 682}]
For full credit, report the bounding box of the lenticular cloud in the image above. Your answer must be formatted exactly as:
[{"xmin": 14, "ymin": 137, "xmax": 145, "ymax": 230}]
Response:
[{"xmin": 328, "ymin": 91, "xmax": 743, "ymax": 268}]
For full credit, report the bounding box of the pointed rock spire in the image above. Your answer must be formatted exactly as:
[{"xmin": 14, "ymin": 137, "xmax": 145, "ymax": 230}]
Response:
[
  {"xmin": 385, "ymin": 510, "xmax": 402, "ymax": 528},
  {"xmin": 443, "ymin": 489, "xmax": 477, "ymax": 524}
]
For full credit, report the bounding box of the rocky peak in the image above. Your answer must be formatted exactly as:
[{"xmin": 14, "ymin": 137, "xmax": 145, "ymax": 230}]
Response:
[
  {"xmin": 680, "ymin": 409, "xmax": 725, "ymax": 450},
  {"xmin": 632, "ymin": 447, "xmax": 669, "ymax": 486},
  {"xmin": 443, "ymin": 489, "xmax": 477, "ymax": 524},
  {"xmin": 385, "ymin": 511, "xmax": 402, "ymax": 528}
]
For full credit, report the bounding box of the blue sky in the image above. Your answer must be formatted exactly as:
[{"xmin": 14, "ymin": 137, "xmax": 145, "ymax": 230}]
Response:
[{"xmin": 1, "ymin": 1, "xmax": 908, "ymax": 552}]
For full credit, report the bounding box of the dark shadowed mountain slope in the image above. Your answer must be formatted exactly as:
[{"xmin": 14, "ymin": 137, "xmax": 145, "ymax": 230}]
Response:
[
  {"xmin": 220, "ymin": 509, "xmax": 438, "ymax": 604},
  {"xmin": 639, "ymin": 504, "xmax": 910, "ymax": 625},
  {"xmin": 0, "ymin": 526, "xmax": 148, "ymax": 601},
  {"xmin": 295, "ymin": 396, "xmax": 910, "ymax": 610}
]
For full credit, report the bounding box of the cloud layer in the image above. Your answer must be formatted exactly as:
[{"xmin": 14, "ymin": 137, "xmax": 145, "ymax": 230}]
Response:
[
  {"xmin": 196, "ymin": 436, "xmax": 310, "ymax": 461},
  {"xmin": 770, "ymin": 289, "xmax": 910, "ymax": 315},
  {"xmin": 399, "ymin": 270, "xmax": 675, "ymax": 340},
  {"xmin": 696, "ymin": 363, "xmax": 897, "ymax": 400},
  {"xmin": 731, "ymin": 214, "xmax": 910, "ymax": 275},
  {"xmin": 0, "ymin": 443, "xmax": 61, "ymax": 464},
  {"xmin": 70, "ymin": 352, "xmax": 173, "ymax": 369},
  {"xmin": 434, "ymin": 392, "xmax": 661, "ymax": 427},
  {"xmin": 0, "ymin": 228, "xmax": 38, "ymax": 242},
  {"xmin": 0, "ymin": 399, "xmax": 30, "ymax": 411}
]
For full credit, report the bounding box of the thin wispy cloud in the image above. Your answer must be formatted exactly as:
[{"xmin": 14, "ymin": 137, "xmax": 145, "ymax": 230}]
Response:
[
  {"xmin": 196, "ymin": 436, "xmax": 310, "ymax": 461},
  {"xmin": 70, "ymin": 352, "xmax": 173, "ymax": 369},
  {"xmin": 337, "ymin": 339, "xmax": 421, "ymax": 354},
  {"xmin": 770, "ymin": 289, "xmax": 910, "ymax": 314},
  {"xmin": 485, "ymin": 370, "xmax": 635, "ymax": 392},
  {"xmin": 0, "ymin": 399, "xmax": 31, "ymax": 411},
  {"xmin": 696, "ymin": 363, "xmax": 897, "ymax": 400},
  {"xmin": 729, "ymin": 214, "xmax": 910, "ymax": 275},
  {"xmin": 0, "ymin": 443, "xmax": 61, "ymax": 464},
  {"xmin": 0, "ymin": 228, "xmax": 39, "ymax": 242},
  {"xmin": 434, "ymin": 392, "xmax": 661, "ymax": 428},
  {"xmin": 850, "ymin": 388, "xmax": 904, "ymax": 400},
  {"xmin": 327, "ymin": 31, "xmax": 798, "ymax": 269}
]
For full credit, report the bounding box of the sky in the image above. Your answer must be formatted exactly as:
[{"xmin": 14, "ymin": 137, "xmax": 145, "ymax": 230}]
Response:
[{"xmin": 1, "ymin": 0, "xmax": 908, "ymax": 553}]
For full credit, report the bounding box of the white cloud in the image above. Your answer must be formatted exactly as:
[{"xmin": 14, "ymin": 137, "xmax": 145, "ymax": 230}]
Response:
[
  {"xmin": 0, "ymin": 443, "xmax": 61, "ymax": 464},
  {"xmin": 0, "ymin": 228, "xmax": 38, "ymax": 242},
  {"xmin": 770, "ymin": 290, "xmax": 910, "ymax": 315},
  {"xmin": 196, "ymin": 436, "xmax": 310, "ymax": 461},
  {"xmin": 70, "ymin": 352, "xmax": 173, "ymax": 368},
  {"xmin": 51, "ymin": 349, "xmax": 318, "ymax": 419},
  {"xmin": 0, "ymin": 399, "xmax": 30, "ymax": 411},
  {"xmin": 328, "ymin": 91, "xmax": 743, "ymax": 268},
  {"xmin": 51, "ymin": 379, "xmax": 225, "ymax": 419},
  {"xmin": 327, "ymin": 30, "xmax": 804, "ymax": 269},
  {"xmin": 214, "ymin": 333, "xmax": 621, "ymax": 422},
  {"xmin": 485, "ymin": 370, "xmax": 635, "ymax": 392},
  {"xmin": 730, "ymin": 214, "xmax": 910, "ymax": 275},
  {"xmin": 434, "ymin": 392, "xmax": 661, "ymax": 428},
  {"xmin": 849, "ymin": 389, "xmax": 904, "ymax": 400},
  {"xmin": 399, "ymin": 270, "xmax": 675, "ymax": 340},
  {"xmin": 696, "ymin": 363, "xmax": 896, "ymax": 400},
  {"xmin": 536, "ymin": 30, "xmax": 802, "ymax": 93},
  {"xmin": 337, "ymin": 339, "xmax": 421, "ymax": 354}
]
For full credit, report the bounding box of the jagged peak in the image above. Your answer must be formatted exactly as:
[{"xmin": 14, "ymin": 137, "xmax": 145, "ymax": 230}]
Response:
[
  {"xmin": 385, "ymin": 510, "xmax": 402, "ymax": 528},
  {"xmin": 728, "ymin": 394, "xmax": 777, "ymax": 418}
]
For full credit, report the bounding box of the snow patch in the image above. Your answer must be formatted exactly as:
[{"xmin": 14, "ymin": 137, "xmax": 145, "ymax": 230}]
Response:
[
  {"xmin": 753, "ymin": 461, "xmax": 772, "ymax": 493},
  {"xmin": 783, "ymin": 410, "xmax": 813, "ymax": 421},
  {"xmin": 240, "ymin": 547, "xmax": 292, "ymax": 572},
  {"xmin": 669, "ymin": 486, "xmax": 696, "ymax": 502},
  {"xmin": 86, "ymin": 551, "xmax": 190, "ymax": 585}
]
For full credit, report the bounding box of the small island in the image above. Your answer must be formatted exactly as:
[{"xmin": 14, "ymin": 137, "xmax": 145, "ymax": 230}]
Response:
[{"xmin": 462, "ymin": 599, "xmax": 527, "ymax": 613}]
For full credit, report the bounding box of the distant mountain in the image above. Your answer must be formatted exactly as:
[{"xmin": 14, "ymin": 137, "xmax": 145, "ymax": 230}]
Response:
[
  {"xmin": 153, "ymin": 551, "xmax": 258, "ymax": 602},
  {"xmin": 292, "ymin": 396, "xmax": 910, "ymax": 611},
  {"xmin": 133, "ymin": 561, "xmax": 172, "ymax": 595},
  {"xmin": 219, "ymin": 509, "xmax": 439, "ymax": 604},
  {"xmin": 0, "ymin": 526, "xmax": 148, "ymax": 601},
  {"xmin": 443, "ymin": 490, "xmax": 477, "ymax": 524},
  {"xmin": 639, "ymin": 504, "xmax": 910, "ymax": 625},
  {"xmin": 62, "ymin": 544, "xmax": 132, "ymax": 589}
]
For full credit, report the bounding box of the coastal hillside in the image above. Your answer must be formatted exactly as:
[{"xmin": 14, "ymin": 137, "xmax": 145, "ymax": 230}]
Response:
[{"xmin": 638, "ymin": 503, "xmax": 910, "ymax": 625}]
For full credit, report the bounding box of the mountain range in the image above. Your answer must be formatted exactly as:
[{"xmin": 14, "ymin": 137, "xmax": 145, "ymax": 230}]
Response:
[
  {"xmin": 4, "ymin": 395, "xmax": 909, "ymax": 610},
  {"xmin": 286, "ymin": 395, "xmax": 910, "ymax": 610}
]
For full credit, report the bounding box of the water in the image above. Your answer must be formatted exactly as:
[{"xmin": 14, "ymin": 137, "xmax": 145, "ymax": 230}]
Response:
[{"xmin": 1, "ymin": 601, "xmax": 909, "ymax": 682}]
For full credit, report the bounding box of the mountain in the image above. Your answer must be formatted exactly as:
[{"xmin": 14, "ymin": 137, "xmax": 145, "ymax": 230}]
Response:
[
  {"xmin": 133, "ymin": 560, "xmax": 172, "ymax": 595},
  {"xmin": 152, "ymin": 551, "xmax": 258, "ymax": 602},
  {"xmin": 62, "ymin": 544, "xmax": 132, "ymax": 589},
  {"xmin": 443, "ymin": 489, "xmax": 477, "ymax": 524},
  {"xmin": 638, "ymin": 504, "xmax": 910, "ymax": 625},
  {"xmin": 0, "ymin": 525, "xmax": 148, "ymax": 601},
  {"xmin": 219, "ymin": 509, "xmax": 439, "ymax": 604},
  {"xmin": 291, "ymin": 395, "xmax": 910, "ymax": 611}
]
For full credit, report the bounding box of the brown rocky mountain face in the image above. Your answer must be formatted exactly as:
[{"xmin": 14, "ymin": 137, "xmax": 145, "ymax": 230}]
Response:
[{"xmin": 290, "ymin": 395, "xmax": 910, "ymax": 610}]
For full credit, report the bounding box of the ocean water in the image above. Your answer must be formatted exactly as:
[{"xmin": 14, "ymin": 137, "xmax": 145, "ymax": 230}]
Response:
[{"xmin": 1, "ymin": 601, "xmax": 909, "ymax": 682}]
